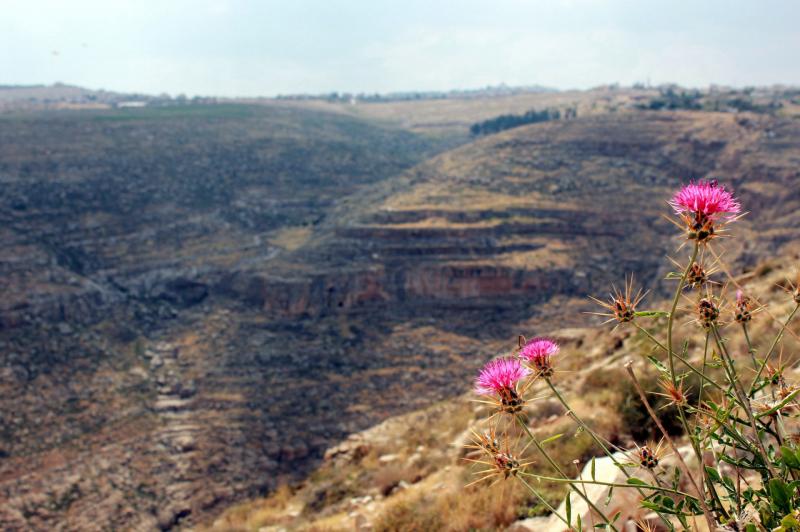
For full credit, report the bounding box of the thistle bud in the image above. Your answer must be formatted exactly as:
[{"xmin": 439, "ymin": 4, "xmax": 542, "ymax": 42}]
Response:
[
  {"xmin": 734, "ymin": 290, "xmax": 754, "ymax": 323},
  {"xmin": 638, "ymin": 446, "xmax": 659, "ymax": 469},
  {"xmin": 628, "ymin": 440, "xmax": 668, "ymax": 470},
  {"xmin": 686, "ymin": 262, "xmax": 707, "ymax": 289},
  {"xmin": 697, "ymin": 298, "xmax": 719, "ymax": 328},
  {"xmin": 493, "ymin": 452, "xmax": 521, "ymax": 479},
  {"xmin": 659, "ymin": 377, "xmax": 688, "ymax": 407},
  {"xmin": 589, "ymin": 276, "xmax": 646, "ymax": 326}
]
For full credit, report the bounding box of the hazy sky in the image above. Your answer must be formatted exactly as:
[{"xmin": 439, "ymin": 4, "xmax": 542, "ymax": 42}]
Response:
[{"xmin": 2, "ymin": 0, "xmax": 798, "ymax": 97}]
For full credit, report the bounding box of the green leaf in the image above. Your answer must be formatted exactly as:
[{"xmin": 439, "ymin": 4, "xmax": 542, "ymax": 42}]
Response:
[
  {"xmin": 540, "ymin": 433, "xmax": 564, "ymax": 446},
  {"xmin": 722, "ymin": 475, "xmax": 736, "ymax": 493},
  {"xmin": 780, "ymin": 445, "xmax": 798, "ymax": 468},
  {"xmin": 671, "ymin": 466, "xmax": 681, "ymax": 490},
  {"xmin": 565, "ymin": 492, "xmax": 571, "ymax": 526},
  {"xmin": 705, "ymin": 466, "xmax": 722, "ymax": 484},
  {"xmin": 640, "ymin": 500, "xmax": 661, "ymax": 512},
  {"xmin": 781, "ymin": 513, "xmax": 800, "ymax": 528},
  {"xmin": 647, "ymin": 355, "xmax": 669, "ymax": 374},
  {"xmin": 591, "ymin": 458, "xmax": 596, "ymax": 481},
  {"xmin": 605, "ymin": 486, "xmax": 614, "ymax": 506},
  {"xmin": 634, "ymin": 310, "xmax": 669, "ymax": 318},
  {"xmin": 757, "ymin": 389, "xmax": 800, "ymax": 418},
  {"xmin": 769, "ymin": 478, "xmax": 792, "ymax": 514},
  {"xmin": 626, "ymin": 477, "xmax": 648, "ymax": 486}
]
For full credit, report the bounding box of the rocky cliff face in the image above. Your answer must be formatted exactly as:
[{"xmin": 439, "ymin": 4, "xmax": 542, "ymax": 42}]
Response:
[{"xmin": 1, "ymin": 103, "xmax": 799, "ymax": 530}]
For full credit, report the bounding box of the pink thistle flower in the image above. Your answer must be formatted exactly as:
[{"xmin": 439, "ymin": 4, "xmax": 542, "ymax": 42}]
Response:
[
  {"xmin": 519, "ymin": 337, "xmax": 559, "ymax": 361},
  {"xmin": 475, "ymin": 358, "xmax": 529, "ymax": 396},
  {"xmin": 474, "ymin": 357, "xmax": 529, "ymax": 414},
  {"xmin": 669, "ymin": 180, "xmax": 741, "ymax": 243},
  {"xmin": 518, "ymin": 337, "xmax": 559, "ymax": 378},
  {"xmin": 669, "ymin": 180, "xmax": 741, "ymax": 219}
]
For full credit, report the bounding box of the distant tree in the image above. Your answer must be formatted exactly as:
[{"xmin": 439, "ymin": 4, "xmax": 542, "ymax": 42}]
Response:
[{"xmin": 469, "ymin": 108, "xmax": 562, "ymax": 136}]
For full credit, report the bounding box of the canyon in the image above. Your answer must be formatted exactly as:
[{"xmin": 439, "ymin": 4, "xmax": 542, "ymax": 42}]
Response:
[{"xmin": 1, "ymin": 88, "xmax": 799, "ymax": 530}]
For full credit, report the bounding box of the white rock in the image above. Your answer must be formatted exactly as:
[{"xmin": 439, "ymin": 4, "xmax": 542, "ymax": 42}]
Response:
[{"xmin": 513, "ymin": 453, "xmax": 646, "ymax": 531}]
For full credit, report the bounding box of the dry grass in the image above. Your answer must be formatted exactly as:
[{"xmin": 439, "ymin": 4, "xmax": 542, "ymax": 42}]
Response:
[
  {"xmin": 204, "ymin": 484, "xmax": 296, "ymax": 532},
  {"xmin": 269, "ymin": 226, "xmax": 313, "ymax": 251},
  {"xmin": 372, "ymin": 476, "xmax": 529, "ymax": 532},
  {"xmin": 381, "ymin": 184, "xmax": 547, "ymax": 212}
]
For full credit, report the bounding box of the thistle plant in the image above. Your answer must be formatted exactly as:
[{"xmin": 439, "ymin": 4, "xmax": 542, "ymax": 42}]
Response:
[{"xmin": 465, "ymin": 180, "xmax": 800, "ymax": 531}]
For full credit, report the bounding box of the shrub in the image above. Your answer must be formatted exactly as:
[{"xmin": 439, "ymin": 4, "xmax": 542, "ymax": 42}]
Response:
[{"xmin": 462, "ymin": 180, "xmax": 800, "ymax": 531}]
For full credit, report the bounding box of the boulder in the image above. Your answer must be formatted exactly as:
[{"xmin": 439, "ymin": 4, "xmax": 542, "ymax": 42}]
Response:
[{"xmin": 511, "ymin": 453, "xmax": 645, "ymax": 531}]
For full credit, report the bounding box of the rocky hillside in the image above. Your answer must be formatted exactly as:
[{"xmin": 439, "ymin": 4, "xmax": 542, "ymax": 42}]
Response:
[
  {"xmin": 210, "ymin": 252, "xmax": 800, "ymax": 531},
  {"xmin": 1, "ymin": 95, "xmax": 799, "ymax": 531},
  {"xmin": 0, "ymin": 104, "xmax": 445, "ymax": 530}
]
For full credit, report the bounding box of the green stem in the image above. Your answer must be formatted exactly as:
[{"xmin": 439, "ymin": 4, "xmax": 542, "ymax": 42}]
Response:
[
  {"xmin": 545, "ymin": 378, "xmax": 674, "ymax": 529},
  {"xmin": 633, "ymin": 322, "xmax": 724, "ymax": 393},
  {"xmin": 695, "ymin": 332, "xmax": 710, "ymax": 422},
  {"xmin": 741, "ymin": 322, "xmax": 758, "ymax": 372},
  {"xmin": 749, "ymin": 303, "xmax": 800, "ymax": 397},
  {"xmin": 667, "ymin": 242, "xmax": 699, "ymax": 385},
  {"xmin": 516, "ymin": 475, "xmax": 575, "ymax": 530},
  {"xmin": 711, "ymin": 324, "xmax": 776, "ymax": 477},
  {"xmin": 515, "ymin": 415, "xmax": 620, "ymax": 531},
  {"xmin": 519, "ymin": 473, "xmax": 696, "ymax": 499},
  {"xmin": 545, "ymin": 379, "xmax": 621, "ymax": 464},
  {"xmin": 693, "ymin": 331, "xmax": 731, "ymax": 513},
  {"xmin": 624, "ymin": 361, "xmax": 717, "ymax": 529},
  {"xmin": 632, "ymin": 323, "xmax": 726, "ymax": 515}
]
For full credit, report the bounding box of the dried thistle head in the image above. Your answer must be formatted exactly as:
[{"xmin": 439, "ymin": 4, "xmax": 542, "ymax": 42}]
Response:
[
  {"xmin": 783, "ymin": 272, "xmax": 800, "ymax": 305},
  {"xmin": 751, "ymin": 398, "xmax": 780, "ymax": 419},
  {"xmin": 686, "ymin": 262, "xmax": 708, "ymax": 289},
  {"xmin": 777, "ymin": 382, "xmax": 800, "ymax": 405},
  {"xmin": 767, "ymin": 362, "xmax": 786, "ymax": 388},
  {"xmin": 694, "ymin": 403, "xmax": 722, "ymax": 435},
  {"xmin": 465, "ymin": 426, "xmax": 501, "ymax": 456},
  {"xmin": 588, "ymin": 275, "xmax": 647, "ymax": 326},
  {"xmin": 696, "ymin": 296, "xmax": 720, "ymax": 329},
  {"xmin": 656, "ymin": 377, "xmax": 689, "ymax": 407},
  {"xmin": 628, "ymin": 439, "xmax": 669, "ymax": 470},
  {"xmin": 633, "ymin": 517, "xmax": 659, "ymax": 532},
  {"xmin": 464, "ymin": 434, "xmax": 532, "ymax": 486},
  {"xmin": 724, "ymin": 506, "xmax": 761, "ymax": 530},
  {"xmin": 492, "ymin": 452, "xmax": 522, "ymax": 479}
]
